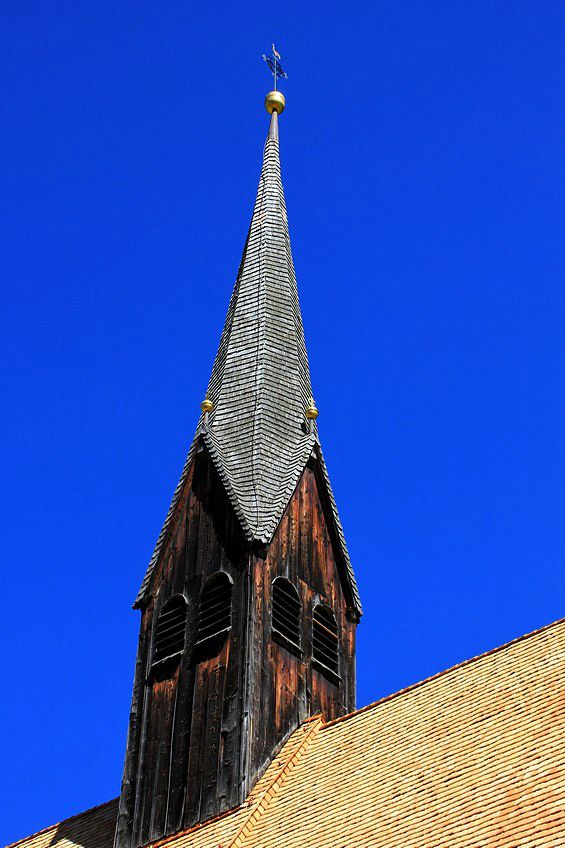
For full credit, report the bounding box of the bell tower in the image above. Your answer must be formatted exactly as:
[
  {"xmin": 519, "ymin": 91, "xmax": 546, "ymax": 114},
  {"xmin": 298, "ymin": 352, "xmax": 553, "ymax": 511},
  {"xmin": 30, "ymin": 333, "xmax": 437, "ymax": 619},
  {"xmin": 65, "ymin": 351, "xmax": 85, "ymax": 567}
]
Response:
[{"xmin": 114, "ymin": 88, "xmax": 362, "ymax": 848}]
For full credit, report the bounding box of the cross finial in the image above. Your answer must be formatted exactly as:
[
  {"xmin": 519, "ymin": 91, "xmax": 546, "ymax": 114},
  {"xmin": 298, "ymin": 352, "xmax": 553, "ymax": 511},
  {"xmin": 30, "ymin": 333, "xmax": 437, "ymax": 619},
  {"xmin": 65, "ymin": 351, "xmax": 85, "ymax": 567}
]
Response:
[{"xmin": 262, "ymin": 44, "xmax": 288, "ymax": 92}]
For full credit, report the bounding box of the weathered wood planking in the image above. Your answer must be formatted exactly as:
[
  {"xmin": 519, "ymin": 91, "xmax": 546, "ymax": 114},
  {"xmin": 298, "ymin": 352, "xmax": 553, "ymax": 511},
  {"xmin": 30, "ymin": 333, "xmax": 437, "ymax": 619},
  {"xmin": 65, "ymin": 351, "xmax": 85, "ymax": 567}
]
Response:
[
  {"xmin": 114, "ymin": 450, "xmax": 357, "ymax": 848},
  {"xmin": 245, "ymin": 462, "xmax": 356, "ymax": 787}
]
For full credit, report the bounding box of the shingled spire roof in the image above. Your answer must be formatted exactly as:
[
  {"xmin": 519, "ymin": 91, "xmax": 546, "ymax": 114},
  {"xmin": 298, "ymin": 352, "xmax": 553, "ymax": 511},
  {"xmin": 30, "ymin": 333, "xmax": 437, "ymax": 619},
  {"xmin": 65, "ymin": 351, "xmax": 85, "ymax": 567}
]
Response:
[{"xmin": 135, "ymin": 105, "xmax": 361, "ymax": 614}]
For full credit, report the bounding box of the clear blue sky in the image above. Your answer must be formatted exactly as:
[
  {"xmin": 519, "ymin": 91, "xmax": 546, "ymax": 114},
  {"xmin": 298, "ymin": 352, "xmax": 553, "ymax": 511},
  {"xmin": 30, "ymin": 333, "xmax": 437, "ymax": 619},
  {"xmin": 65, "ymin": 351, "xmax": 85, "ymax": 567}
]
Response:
[{"xmin": 1, "ymin": 1, "xmax": 563, "ymax": 842}]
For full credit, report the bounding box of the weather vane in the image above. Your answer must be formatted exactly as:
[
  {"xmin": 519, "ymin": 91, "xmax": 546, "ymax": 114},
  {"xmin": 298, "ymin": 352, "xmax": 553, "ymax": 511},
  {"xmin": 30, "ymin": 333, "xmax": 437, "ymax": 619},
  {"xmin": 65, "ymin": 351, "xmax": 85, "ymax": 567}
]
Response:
[{"xmin": 262, "ymin": 44, "xmax": 288, "ymax": 91}]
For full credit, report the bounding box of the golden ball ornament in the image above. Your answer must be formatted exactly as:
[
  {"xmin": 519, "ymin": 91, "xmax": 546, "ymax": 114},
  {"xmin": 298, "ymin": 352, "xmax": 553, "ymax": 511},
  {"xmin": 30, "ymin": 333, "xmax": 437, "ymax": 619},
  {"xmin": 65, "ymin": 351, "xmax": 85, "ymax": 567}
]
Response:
[{"xmin": 264, "ymin": 90, "xmax": 286, "ymax": 115}]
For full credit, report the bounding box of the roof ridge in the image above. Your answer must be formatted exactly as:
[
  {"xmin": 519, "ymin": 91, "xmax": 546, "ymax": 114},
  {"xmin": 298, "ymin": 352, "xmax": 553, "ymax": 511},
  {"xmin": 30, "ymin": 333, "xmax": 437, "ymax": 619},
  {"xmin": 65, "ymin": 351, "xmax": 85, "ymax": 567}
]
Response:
[
  {"xmin": 227, "ymin": 716, "xmax": 324, "ymax": 848},
  {"xmin": 4, "ymin": 798, "xmax": 118, "ymax": 848},
  {"xmin": 250, "ymin": 131, "xmax": 269, "ymax": 533},
  {"xmin": 142, "ymin": 806, "xmax": 242, "ymax": 848},
  {"xmin": 322, "ymin": 616, "xmax": 565, "ymax": 730}
]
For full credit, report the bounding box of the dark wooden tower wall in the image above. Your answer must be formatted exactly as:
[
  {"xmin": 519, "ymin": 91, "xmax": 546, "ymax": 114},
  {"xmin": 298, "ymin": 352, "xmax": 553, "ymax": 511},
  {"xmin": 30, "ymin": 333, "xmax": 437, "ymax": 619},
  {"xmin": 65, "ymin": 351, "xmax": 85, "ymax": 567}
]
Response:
[
  {"xmin": 243, "ymin": 462, "xmax": 356, "ymax": 792},
  {"xmin": 114, "ymin": 450, "xmax": 249, "ymax": 847},
  {"xmin": 114, "ymin": 450, "xmax": 357, "ymax": 848}
]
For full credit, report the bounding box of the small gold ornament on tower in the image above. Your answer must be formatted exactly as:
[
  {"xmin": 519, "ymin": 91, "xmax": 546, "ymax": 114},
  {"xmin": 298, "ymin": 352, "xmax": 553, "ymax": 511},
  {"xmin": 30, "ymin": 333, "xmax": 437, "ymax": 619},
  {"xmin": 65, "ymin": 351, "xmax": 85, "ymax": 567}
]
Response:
[
  {"xmin": 201, "ymin": 398, "xmax": 213, "ymax": 426},
  {"xmin": 305, "ymin": 397, "xmax": 318, "ymax": 419},
  {"xmin": 305, "ymin": 396, "xmax": 318, "ymax": 432}
]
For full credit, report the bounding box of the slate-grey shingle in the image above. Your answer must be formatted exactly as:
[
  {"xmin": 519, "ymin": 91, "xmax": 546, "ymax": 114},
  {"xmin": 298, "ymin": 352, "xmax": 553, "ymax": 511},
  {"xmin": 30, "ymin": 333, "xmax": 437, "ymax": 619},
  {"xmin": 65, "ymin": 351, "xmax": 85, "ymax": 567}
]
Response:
[{"xmin": 135, "ymin": 109, "xmax": 361, "ymax": 614}]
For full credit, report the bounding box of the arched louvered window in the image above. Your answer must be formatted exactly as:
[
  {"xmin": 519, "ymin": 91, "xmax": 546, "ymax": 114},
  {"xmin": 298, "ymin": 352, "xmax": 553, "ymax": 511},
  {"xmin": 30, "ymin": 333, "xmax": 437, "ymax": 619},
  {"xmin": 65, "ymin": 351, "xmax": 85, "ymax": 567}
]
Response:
[
  {"xmin": 195, "ymin": 572, "xmax": 232, "ymax": 651},
  {"xmin": 271, "ymin": 577, "xmax": 301, "ymax": 654},
  {"xmin": 152, "ymin": 594, "xmax": 188, "ymax": 667},
  {"xmin": 312, "ymin": 604, "xmax": 340, "ymax": 683}
]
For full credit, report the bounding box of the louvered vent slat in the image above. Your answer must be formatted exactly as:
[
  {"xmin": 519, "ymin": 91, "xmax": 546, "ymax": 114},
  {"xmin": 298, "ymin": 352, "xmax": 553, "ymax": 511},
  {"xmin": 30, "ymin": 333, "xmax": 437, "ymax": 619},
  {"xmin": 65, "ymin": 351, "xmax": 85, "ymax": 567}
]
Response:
[
  {"xmin": 157, "ymin": 623, "xmax": 186, "ymax": 642},
  {"xmin": 198, "ymin": 596, "xmax": 230, "ymax": 622},
  {"xmin": 157, "ymin": 607, "xmax": 185, "ymax": 623},
  {"xmin": 198, "ymin": 618, "xmax": 230, "ymax": 640},
  {"xmin": 271, "ymin": 578, "xmax": 301, "ymax": 651},
  {"xmin": 274, "ymin": 592, "xmax": 301, "ymax": 617},
  {"xmin": 195, "ymin": 573, "xmax": 232, "ymax": 650},
  {"xmin": 156, "ymin": 619, "xmax": 186, "ymax": 637},
  {"xmin": 152, "ymin": 595, "xmax": 187, "ymax": 667},
  {"xmin": 312, "ymin": 605, "xmax": 339, "ymax": 681}
]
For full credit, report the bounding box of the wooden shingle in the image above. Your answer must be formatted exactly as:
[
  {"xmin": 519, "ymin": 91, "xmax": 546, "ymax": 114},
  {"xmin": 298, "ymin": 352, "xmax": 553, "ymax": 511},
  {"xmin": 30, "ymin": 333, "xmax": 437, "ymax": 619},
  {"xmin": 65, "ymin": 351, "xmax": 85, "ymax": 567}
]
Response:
[{"xmin": 11, "ymin": 619, "xmax": 564, "ymax": 848}]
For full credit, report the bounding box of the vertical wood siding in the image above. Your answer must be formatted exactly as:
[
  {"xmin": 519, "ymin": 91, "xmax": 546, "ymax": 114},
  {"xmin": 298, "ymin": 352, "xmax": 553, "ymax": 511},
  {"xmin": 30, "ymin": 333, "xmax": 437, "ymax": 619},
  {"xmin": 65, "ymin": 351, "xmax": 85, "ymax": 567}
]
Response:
[
  {"xmin": 115, "ymin": 453, "xmax": 357, "ymax": 848},
  {"xmin": 244, "ymin": 463, "xmax": 356, "ymax": 790}
]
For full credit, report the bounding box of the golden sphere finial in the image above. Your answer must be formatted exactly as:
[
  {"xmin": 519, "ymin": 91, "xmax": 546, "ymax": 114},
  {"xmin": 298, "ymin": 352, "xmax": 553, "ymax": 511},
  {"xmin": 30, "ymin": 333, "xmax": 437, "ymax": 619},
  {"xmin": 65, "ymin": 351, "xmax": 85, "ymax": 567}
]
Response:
[
  {"xmin": 201, "ymin": 398, "xmax": 213, "ymax": 414},
  {"xmin": 305, "ymin": 397, "xmax": 318, "ymax": 420},
  {"xmin": 265, "ymin": 90, "xmax": 285, "ymax": 115}
]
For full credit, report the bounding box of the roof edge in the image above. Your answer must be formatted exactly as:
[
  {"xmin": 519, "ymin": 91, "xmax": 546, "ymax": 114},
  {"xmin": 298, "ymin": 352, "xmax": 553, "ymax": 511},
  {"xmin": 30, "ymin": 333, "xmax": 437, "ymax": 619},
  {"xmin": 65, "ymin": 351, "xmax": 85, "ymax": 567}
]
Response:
[
  {"xmin": 133, "ymin": 437, "xmax": 199, "ymax": 608},
  {"xmin": 4, "ymin": 799, "xmax": 119, "ymax": 848},
  {"xmin": 313, "ymin": 442, "xmax": 362, "ymax": 615},
  {"xmin": 12, "ymin": 619, "xmax": 562, "ymax": 848},
  {"xmin": 322, "ymin": 615, "xmax": 565, "ymax": 731},
  {"xmin": 133, "ymin": 430, "xmax": 255, "ymax": 609}
]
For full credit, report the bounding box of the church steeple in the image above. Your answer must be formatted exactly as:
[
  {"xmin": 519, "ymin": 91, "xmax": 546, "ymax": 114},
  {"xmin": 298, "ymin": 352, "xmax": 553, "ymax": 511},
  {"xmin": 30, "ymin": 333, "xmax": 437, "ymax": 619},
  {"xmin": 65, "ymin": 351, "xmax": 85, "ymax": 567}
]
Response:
[
  {"xmin": 135, "ymin": 98, "xmax": 360, "ymax": 614},
  {"xmin": 115, "ymin": 90, "xmax": 361, "ymax": 848}
]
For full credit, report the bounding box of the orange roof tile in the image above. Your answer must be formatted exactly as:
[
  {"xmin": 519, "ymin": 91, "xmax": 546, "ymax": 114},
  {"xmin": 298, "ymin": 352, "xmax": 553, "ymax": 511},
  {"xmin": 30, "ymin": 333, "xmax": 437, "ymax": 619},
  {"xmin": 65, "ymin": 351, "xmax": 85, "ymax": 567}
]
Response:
[
  {"xmin": 8, "ymin": 618, "xmax": 565, "ymax": 848},
  {"xmin": 4, "ymin": 800, "xmax": 118, "ymax": 848}
]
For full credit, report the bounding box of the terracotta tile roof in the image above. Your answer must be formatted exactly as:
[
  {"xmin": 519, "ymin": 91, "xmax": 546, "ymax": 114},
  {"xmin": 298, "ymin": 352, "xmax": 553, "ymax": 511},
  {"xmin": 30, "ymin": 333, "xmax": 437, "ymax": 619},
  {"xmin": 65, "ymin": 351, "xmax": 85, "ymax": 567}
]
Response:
[
  {"xmin": 4, "ymin": 800, "xmax": 118, "ymax": 848},
  {"xmin": 238, "ymin": 618, "xmax": 565, "ymax": 848},
  {"xmin": 8, "ymin": 618, "xmax": 564, "ymax": 848}
]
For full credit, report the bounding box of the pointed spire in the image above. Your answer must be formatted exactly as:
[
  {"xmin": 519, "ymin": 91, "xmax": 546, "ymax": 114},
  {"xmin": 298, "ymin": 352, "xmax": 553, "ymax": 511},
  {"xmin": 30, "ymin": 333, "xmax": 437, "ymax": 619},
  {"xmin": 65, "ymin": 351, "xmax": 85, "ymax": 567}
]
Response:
[
  {"xmin": 201, "ymin": 96, "xmax": 314, "ymax": 542},
  {"xmin": 135, "ymin": 97, "xmax": 361, "ymax": 616}
]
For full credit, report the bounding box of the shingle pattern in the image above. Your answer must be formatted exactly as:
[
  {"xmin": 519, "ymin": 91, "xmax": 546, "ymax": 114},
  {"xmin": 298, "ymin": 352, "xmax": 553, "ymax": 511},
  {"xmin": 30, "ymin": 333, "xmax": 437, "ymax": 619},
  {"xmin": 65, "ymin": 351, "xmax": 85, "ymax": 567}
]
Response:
[
  {"xmin": 135, "ymin": 110, "xmax": 360, "ymax": 612},
  {"xmin": 10, "ymin": 618, "xmax": 564, "ymax": 848},
  {"xmin": 5, "ymin": 800, "xmax": 118, "ymax": 848},
  {"xmin": 235, "ymin": 618, "xmax": 565, "ymax": 848}
]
